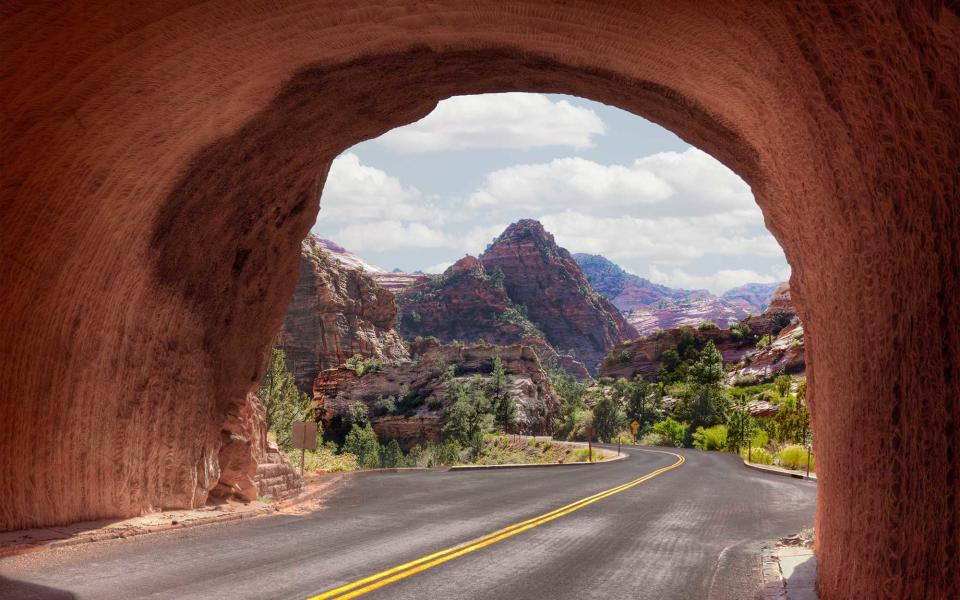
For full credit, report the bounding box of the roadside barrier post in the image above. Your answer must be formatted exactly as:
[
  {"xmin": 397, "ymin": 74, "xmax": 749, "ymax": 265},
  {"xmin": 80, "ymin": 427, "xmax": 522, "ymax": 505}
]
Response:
[{"xmin": 805, "ymin": 446, "xmax": 812, "ymax": 478}]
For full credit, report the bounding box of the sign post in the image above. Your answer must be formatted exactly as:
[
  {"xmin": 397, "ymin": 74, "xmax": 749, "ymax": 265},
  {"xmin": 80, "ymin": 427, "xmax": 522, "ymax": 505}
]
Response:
[
  {"xmin": 586, "ymin": 426, "xmax": 596, "ymax": 463},
  {"xmin": 630, "ymin": 420, "xmax": 640, "ymax": 444},
  {"xmin": 291, "ymin": 420, "xmax": 318, "ymax": 476}
]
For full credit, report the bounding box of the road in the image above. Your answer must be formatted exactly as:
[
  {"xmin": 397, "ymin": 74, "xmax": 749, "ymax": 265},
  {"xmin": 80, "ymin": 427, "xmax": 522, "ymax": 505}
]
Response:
[{"xmin": 0, "ymin": 447, "xmax": 815, "ymax": 600}]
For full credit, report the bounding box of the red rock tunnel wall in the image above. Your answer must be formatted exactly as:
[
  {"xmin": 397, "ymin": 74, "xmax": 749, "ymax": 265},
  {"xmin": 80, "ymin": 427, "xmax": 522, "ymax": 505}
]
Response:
[{"xmin": 1, "ymin": 2, "xmax": 958, "ymax": 597}]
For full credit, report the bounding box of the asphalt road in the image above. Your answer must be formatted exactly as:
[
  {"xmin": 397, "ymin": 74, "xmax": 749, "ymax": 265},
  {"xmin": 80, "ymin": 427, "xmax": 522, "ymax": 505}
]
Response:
[{"xmin": 0, "ymin": 447, "xmax": 815, "ymax": 600}]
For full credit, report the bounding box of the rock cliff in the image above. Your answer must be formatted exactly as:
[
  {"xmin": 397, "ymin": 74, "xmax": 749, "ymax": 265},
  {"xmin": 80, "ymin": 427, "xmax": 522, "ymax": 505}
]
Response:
[
  {"xmin": 721, "ymin": 282, "xmax": 784, "ymax": 314},
  {"xmin": 601, "ymin": 284, "xmax": 802, "ymax": 382},
  {"xmin": 278, "ymin": 235, "xmax": 408, "ymax": 393},
  {"xmin": 396, "ymin": 255, "xmax": 589, "ymax": 378},
  {"xmin": 624, "ymin": 298, "xmax": 751, "ymax": 337},
  {"xmin": 313, "ymin": 342, "xmax": 559, "ymax": 448},
  {"xmin": 479, "ymin": 221, "xmax": 637, "ymax": 375}
]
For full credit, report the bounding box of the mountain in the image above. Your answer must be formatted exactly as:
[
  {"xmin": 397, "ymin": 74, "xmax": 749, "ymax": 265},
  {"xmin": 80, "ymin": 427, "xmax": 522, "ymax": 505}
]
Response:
[
  {"xmin": 573, "ymin": 253, "xmax": 711, "ymax": 311},
  {"xmin": 395, "ymin": 255, "xmax": 590, "ymax": 378},
  {"xmin": 277, "ymin": 235, "xmax": 409, "ymax": 394},
  {"xmin": 721, "ymin": 281, "xmax": 784, "ymax": 314},
  {"xmin": 478, "ymin": 220, "xmax": 638, "ymax": 375},
  {"xmin": 624, "ymin": 298, "xmax": 751, "ymax": 337}
]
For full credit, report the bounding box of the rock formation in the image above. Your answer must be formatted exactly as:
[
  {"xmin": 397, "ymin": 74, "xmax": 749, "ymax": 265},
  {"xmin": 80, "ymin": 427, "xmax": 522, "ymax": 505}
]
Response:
[
  {"xmin": 602, "ymin": 285, "xmax": 801, "ymax": 382},
  {"xmin": 478, "ymin": 221, "xmax": 638, "ymax": 374},
  {"xmin": 721, "ymin": 282, "xmax": 784, "ymax": 314},
  {"xmin": 624, "ymin": 298, "xmax": 751, "ymax": 337},
  {"xmin": 574, "ymin": 253, "xmax": 711, "ymax": 311},
  {"xmin": 373, "ymin": 270, "xmax": 428, "ymax": 293},
  {"xmin": 3, "ymin": 4, "xmax": 958, "ymax": 598},
  {"xmin": 278, "ymin": 235, "xmax": 409, "ymax": 393},
  {"xmin": 396, "ymin": 255, "xmax": 590, "ymax": 377},
  {"xmin": 314, "ymin": 342, "xmax": 559, "ymax": 448}
]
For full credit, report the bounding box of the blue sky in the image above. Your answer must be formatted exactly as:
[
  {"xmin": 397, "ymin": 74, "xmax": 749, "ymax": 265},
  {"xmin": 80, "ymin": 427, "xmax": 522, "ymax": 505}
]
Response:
[{"xmin": 311, "ymin": 93, "xmax": 789, "ymax": 294}]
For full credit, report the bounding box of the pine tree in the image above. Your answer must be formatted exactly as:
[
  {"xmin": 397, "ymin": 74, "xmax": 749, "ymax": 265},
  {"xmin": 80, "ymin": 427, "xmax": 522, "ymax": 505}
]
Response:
[
  {"xmin": 488, "ymin": 356, "xmax": 517, "ymax": 432},
  {"xmin": 256, "ymin": 348, "xmax": 311, "ymax": 450}
]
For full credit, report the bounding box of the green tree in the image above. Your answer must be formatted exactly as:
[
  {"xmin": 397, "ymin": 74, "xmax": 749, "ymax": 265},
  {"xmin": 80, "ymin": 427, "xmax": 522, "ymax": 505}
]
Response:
[
  {"xmin": 592, "ymin": 394, "xmax": 625, "ymax": 442},
  {"xmin": 488, "ymin": 356, "xmax": 517, "ymax": 432},
  {"xmin": 652, "ymin": 417, "xmax": 688, "ymax": 448},
  {"xmin": 379, "ymin": 439, "xmax": 405, "ymax": 468},
  {"xmin": 689, "ymin": 341, "xmax": 723, "ymax": 386},
  {"xmin": 343, "ymin": 421, "xmax": 381, "ymax": 469},
  {"xmin": 726, "ymin": 397, "xmax": 755, "ymax": 452},
  {"xmin": 443, "ymin": 378, "xmax": 492, "ymax": 456},
  {"xmin": 774, "ymin": 374, "xmax": 792, "ymax": 398},
  {"xmin": 256, "ymin": 348, "xmax": 311, "ymax": 450},
  {"xmin": 348, "ymin": 400, "xmax": 370, "ymax": 427}
]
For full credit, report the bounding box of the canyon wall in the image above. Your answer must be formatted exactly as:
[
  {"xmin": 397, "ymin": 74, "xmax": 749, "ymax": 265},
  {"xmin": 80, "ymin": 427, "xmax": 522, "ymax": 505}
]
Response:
[
  {"xmin": 1, "ymin": 3, "xmax": 958, "ymax": 597},
  {"xmin": 278, "ymin": 235, "xmax": 408, "ymax": 393}
]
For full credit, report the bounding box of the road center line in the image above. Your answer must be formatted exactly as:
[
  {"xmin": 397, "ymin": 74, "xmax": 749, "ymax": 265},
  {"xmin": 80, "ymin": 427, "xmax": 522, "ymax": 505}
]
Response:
[{"xmin": 308, "ymin": 449, "xmax": 685, "ymax": 600}]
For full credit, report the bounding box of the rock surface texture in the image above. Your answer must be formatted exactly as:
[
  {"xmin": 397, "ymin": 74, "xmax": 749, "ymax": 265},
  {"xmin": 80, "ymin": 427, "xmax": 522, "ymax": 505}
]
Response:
[
  {"xmin": 314, "ymin": 343, "xmax": 559, "ymax": 448},
  {"xmin": 479, "ymin": 221, "xmax": 638, "ymax": 374},
  {"xmin": 278, "ymin": 235, "xmax": 409, "ymax": 393},
  {"xmin": 1, "ymin": 3, "xmax": 958, "ymax": 598},
  {"xmin": 625, "ymin": 298, "xmax": 751, "ymax": 336},
  {"xmin": 397, "ymin": 254, "xmax": 590, "ymax": 378}
]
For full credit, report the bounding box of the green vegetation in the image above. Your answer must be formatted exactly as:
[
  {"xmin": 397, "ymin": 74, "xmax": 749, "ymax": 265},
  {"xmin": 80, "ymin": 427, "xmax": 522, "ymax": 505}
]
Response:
[
  {"xmin": 257, "ymin": 348, "xmax": 312, "ymax": 451},
  {"xmin": 692, "ymin": 424, "xmax": 728, "ymax": 451},
  {"xmin": 344, "ymin": 354, "xmax": 384, "ymax": 376},
  {"xmin": 650, "ymin": 418, "xmax": 689, "ymax": 447},
  {"xmin": 776, "ymin": 444, "xmax": 815, "ymax": 471}
]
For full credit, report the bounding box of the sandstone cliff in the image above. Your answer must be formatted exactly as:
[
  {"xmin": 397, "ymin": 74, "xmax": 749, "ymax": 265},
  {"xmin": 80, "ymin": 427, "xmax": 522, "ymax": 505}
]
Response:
[
  {"xmin": 478, "ymin": 220, "xmax": 638, "ymax": 375},
  {"xmin": 721, "ymin": 281, "xmax": 783, "ymax": 314},
  {"xmin": 314, "ymin": 342, "xmax": 559, "ymax": 449},
  {"xmin": 396, "ymin": 255, "xmax": 590, "ymax": 378},
  {"xmin": 601, "ymin": 284, "xmax": 802, "ymax": 382},
  {"xmin": 624, "ymin": 297, "xmax": 751, "ymax": 337},
  {"xmin": 278, "ymin": 235, "xmax": 409, "ymax": 393}
]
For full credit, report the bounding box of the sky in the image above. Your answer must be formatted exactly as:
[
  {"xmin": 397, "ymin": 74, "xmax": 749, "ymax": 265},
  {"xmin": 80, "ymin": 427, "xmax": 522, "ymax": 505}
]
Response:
[{"xmin": 311, "ymin": 93, "xmax": 790, "ymax": 295}]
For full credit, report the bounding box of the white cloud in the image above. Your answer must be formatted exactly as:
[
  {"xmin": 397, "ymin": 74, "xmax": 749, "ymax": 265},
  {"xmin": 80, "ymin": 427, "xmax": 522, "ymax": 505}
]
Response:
[
  {"xmin": 539, "ymin": 210, "xmax": 783, "ymax": 266},
  {"xmin": 331, "ymin": 220, "xmax": 451, "ymax": 252},
  {"xmin": 647, "ymin": 266, "xmax": 783, "ymax": 295},
  {"xmin": 317, "ymin": 153, "xmax": 433, "ymax": 225},
  {"xmin": 376, "ymin": 93, "xmax": 605, "ymax": 153},
  {"xmin": 466, "ymin": 147, "xmax": 755, "ymax": 219},
  {"xmin": 423, "ymin": 261, "xmax": 453, "ymax": 274}
]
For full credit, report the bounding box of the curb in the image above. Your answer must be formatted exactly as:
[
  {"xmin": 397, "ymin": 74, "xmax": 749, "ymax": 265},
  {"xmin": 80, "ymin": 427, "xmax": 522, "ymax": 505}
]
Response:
[{"xmin": 743, "ymin": 460, "xmax": 817, "ymax": 481}]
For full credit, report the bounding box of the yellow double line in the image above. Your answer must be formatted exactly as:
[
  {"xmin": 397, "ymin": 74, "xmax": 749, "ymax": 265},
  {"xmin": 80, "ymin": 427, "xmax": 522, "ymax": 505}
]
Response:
[{"xmin": 308, "ymin": 449, "xmax": 685, "ymax": 600}]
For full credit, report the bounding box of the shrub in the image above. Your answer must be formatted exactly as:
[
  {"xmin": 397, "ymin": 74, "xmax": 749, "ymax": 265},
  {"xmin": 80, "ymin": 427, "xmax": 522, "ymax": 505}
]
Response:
[
  {"xmin": 698, "ymin": 321, "xmax": 719, "ymax": 331},
  {"xmin": 651, "ymin": 418, "xmax": 689, "ymax": 448},
  {"xmin": 751, "ymin": 429, "xmax": 769, "ymax": 448},
  {"xmin": 776, "ymin": 444, "xmax": 814, "ymax": 471},
  {"xmin": 376, "ymin": 395, "xmax": 397, "ymax": 416},
  {"xmin": 344, "ymin": 354, "xmax": 383, "ymax": 376},
  {"xmin": 343, "ymin": 422, "xmax": 381, "ymax": 469},
  {"xmin": 692, "ymin": 424, "xmax": 728, "ymax": 451},
  {"xmin": 379, "ymin": 439, "xmax": 406, "ymax": 468},
  {"xmin": 756, "ymin": 334, "xmax": 774, "ymax": 349},
  {"xmin": 741, "ymin": 446, "xmax": 774, "ymax": 465}
]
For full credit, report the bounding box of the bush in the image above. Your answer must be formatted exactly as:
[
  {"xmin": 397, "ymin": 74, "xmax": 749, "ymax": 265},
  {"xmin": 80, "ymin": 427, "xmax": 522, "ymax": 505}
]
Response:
[
  {"xmin": 692, "ymin": 424, "xmax": 728, "ymax": 451},
  {"xmin": 379, "ymin": 439, "xmax": 406, "ymax": 468},
  {"xmin": 343, "ymin": 422, "xmax": 381, "ymax": 469},
  {"xmin": 751, "ymin": 429, "xmax": 769, "ymax": 449},
  {"xmin": 344, "ymin": 354, "xmax": 383, "ymax": 376},
  {"xmin": 698, "ymin": 321, "xmax": 719, "ymax": 331},
  {"xmin": 741, "ymin": 446, "xmax": 774, "ymax": 465},
  {"xmin": 651, "ymin": 418, "xmax": 689, "ymax": 448},
  {"xmin": 776, "ymin": 444, "xmax": 814, "ymax": 471},
  {"xmin": 286, "ymin": 441, "xmax": 358, "ymax": 473}
]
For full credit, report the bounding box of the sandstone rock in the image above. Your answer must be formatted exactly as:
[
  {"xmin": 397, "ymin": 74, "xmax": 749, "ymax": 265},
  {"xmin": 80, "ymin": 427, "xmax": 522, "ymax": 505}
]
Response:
[
  {"xmin": 278, "ymin": 235, "xmax": 409, "ymax": 393},
  {"xmin": 624, "ymin": 297, "xmax": 751, "ymax": 337},
  {"xmin": 313, "ymin": 343, "xmax": 559, "ymax": 448},
  {"xmin": 396, "ymin": 255, "xmax": 589, "ymax": 377},
  {"xmin": 479, "ymin": 221, "xmax": 637, "ymax": 375},
  {"xmin": 732, "ymin": 321, "xmax": 805, "ymax": 383}
]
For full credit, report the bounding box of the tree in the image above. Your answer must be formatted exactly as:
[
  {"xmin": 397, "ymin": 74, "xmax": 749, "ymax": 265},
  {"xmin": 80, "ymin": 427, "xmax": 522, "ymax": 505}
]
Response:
[
  {"xmin": 443, "ymin": 378, "xmax": 492, "ymax": 456},
  {"xmin": 487, "ymin": 356, "xmax": 517, "ymax": 432},
  {"xmin": 652, "ymin": 417, "xmax": 688, "ymax": 448},
  {"xmin": 689, "ymin": 341, "xmax": 723, "ymax": 386},
  {"xmin": 343, "ymin": 422, "xmax": 381, "ymax": 469},
  {"xmin": 257, "ymin": 348, "xmax": 310, "ymax": 450},
  {"xmin": 774, "ymin": 374, "xmax": 792, "ymax": 398},
  {"xmin": 615, "ymin": 376, "xmax": 658, "ymax": 436},
  {"xmin": 592, "ymin": 394, "xmax": 625, "ymax": 443},
  {"xmin": 685, "ymin": 341, "xmax": 728, "ymax": 434},
  {"xmin": 348, "ymin": 400, "xmax": 370, "ymax": 427},
  {"xmin": 379, "ymin": 439, "xmax": 405, "ymax": 468},
  {"xmin": 726, "ymin": 397, "xmax": 755, "ymax": 452}
]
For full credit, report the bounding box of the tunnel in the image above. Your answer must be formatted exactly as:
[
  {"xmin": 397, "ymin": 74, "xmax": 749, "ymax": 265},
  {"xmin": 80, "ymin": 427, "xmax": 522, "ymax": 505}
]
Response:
[{"xmin": 1, "ymin": 2, "xmax": 958, "ymax": 597}]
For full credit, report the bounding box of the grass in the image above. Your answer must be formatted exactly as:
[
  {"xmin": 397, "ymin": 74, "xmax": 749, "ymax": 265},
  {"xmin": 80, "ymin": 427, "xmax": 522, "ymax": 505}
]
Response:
[
  {"xmin": 776, "ymin": 444, "xmax": 815, "ymax": 472},
  {"xmin": 285, "ymin": 442, "xmax": 359, "ymax": 473},
  {"xmin": 472, "ymin": 436, "xmax": 604, "ymax": 465}
]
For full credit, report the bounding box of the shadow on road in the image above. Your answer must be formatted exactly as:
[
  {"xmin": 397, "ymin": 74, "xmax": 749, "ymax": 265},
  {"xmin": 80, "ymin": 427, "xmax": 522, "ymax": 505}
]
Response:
[{"xmin": 0, "ymin": 576, "xmax": 76, "ymax": 599}]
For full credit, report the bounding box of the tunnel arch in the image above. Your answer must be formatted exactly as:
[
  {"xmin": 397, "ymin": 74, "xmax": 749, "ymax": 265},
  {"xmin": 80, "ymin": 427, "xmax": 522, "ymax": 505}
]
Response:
[{"xmin": 1, "ymin": 3, "xmax": 958, "ymax": 598}]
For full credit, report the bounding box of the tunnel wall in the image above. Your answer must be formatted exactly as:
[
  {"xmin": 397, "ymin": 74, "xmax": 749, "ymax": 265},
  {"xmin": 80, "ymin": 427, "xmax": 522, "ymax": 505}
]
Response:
[{"xmin": 1, "ymin": 2, "xmax": 958, "ymax": 597}]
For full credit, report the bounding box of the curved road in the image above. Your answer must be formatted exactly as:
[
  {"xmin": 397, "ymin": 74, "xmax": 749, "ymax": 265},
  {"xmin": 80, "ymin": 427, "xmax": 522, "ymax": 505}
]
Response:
[{"xmin": 0, "ymin": 447, "xmax": 815, "ymax": 600}]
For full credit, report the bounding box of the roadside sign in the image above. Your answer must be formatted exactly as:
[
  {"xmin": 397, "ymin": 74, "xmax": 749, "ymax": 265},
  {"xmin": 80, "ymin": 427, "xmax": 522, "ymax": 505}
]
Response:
[
  {"xmin": 630, "ymin": 420, "xmax": 640, "ymax": 435},
  {"xmin": 291, "ymin": 421, "xmax": 317, "ymax": 450}
]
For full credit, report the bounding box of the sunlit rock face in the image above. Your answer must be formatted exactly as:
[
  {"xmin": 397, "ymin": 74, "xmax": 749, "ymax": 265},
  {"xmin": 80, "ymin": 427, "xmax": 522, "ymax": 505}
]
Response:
[
  {"xmin": 1, "ymin": 3, "xmax": 958, "ymax": 597},
  {"xmin": 479, "ymin": 220, "xmax": 638, "ymax": 375},
  {"xmin": 278, "ymin": 235, "xmax": 409, "ymax": 394}
]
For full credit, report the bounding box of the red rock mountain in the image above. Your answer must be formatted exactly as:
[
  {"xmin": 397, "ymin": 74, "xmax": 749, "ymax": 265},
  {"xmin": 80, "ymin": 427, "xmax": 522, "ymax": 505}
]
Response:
[
  {"xmin": 721, "ymin": 281, "xmax": 784, "ymax": 314},
  {"xmin": 277, "ymin": 235, "xmax": 409, "ymax": 393},
  {"xmin": 477, "ymin": 220, "xmax": 638, "ymax": 375},
  {"xmin": 314, "ymin": 342, "xmax": 559, "ymax": 448},
  {"xmin": 396, "ymin": 255, "xmax": 590, "ymax": 378},
  {"xmin": 624, "ymin": 298, "xmax": 751, "ymax": 336}
]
